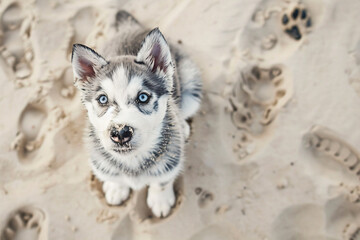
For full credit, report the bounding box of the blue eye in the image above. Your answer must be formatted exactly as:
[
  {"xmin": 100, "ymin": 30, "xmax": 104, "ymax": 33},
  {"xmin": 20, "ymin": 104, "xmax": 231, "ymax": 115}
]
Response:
[
  {"xmin": 138, "ymin": 93, "xmax": 150, "ymax": 103},
  {"xmin": 98, "ymin": 95, "xmax": 108, "ymax": 104}
]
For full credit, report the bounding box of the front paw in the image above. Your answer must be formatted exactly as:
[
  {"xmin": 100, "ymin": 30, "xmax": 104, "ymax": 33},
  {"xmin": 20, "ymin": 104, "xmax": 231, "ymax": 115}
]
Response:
[
  {"xmin": 102, "ymin": 181, "xmax": 130, "ymax": 205},
  {"xmin": 147, "ymin": 185, "xmax": 176, "ymax": 218}
]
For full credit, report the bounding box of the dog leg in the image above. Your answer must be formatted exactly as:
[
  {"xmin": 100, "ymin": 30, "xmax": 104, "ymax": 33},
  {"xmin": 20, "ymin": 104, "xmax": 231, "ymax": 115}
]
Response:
[
  {"xmin": 102, "ymin": 181, "xmax": 130, "ymax": 205},
  {"xmin": 147, "ymin": 180, "xmax": 176, "ymax": 218}
]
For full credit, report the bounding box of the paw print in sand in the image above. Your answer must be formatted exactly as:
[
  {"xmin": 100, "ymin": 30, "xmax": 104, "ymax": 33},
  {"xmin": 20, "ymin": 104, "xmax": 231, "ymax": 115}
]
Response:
[
  {"xmin": 229, "ymin": 65, "xmax": 292, "ymax": 133},
  {"xmin": 1, "ymin": 207, "xmax": 46, "ymax": 240},
  {"xmin": 305, "ymin": 125, "xmax": 360, "ymax": 181},
  {"xmin": 226, "ymin": 65, "xmax": 293, "ymax": 160},
  {"xmin": 281, "ymin": 4, "xmax": 312, "ymax": 41}
]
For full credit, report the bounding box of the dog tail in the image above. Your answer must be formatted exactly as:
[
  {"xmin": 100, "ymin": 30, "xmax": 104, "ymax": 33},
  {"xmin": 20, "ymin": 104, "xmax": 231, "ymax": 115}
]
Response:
[{"xmin": 176, "ymin": 53, "xmax": 202, "ymax": 119}]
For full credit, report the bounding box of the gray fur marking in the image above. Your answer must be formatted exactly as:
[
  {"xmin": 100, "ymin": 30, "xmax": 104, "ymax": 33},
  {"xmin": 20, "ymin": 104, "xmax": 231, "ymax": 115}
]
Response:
[{"xmin": 72, "ymin": 10, "xmax": 202, "ymax": 183}]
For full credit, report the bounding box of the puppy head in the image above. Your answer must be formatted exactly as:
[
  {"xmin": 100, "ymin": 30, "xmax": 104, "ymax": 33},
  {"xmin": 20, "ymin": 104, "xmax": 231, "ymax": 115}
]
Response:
[{"xmin": 71, "ymin": 28, "xmax": 174, "ymax": 156}]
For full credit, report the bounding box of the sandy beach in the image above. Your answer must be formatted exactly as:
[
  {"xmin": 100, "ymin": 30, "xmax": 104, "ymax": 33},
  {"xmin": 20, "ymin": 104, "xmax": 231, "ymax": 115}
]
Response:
[{"xmin": 1, "ymin": 0, "xmax": 360, "ymax": 239}]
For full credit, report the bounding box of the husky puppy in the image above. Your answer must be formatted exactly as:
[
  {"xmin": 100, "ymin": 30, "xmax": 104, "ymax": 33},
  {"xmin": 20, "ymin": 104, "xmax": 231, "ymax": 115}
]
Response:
[{"xmin": 71, "ymin": 11, "xmax": 202, "ymax": 217}]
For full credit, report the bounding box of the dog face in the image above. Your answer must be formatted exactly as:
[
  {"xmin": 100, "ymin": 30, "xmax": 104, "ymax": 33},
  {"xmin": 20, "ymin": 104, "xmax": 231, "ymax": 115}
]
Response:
[{"xmin": 71, "ymin": 28, "xmax": 174, "ymax": 156}]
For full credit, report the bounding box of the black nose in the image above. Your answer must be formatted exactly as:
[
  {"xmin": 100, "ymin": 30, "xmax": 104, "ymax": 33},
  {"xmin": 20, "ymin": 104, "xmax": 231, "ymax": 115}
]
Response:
[{"xmin": 110, "ymin": 125, "xmax": 134, "ymax": 145}]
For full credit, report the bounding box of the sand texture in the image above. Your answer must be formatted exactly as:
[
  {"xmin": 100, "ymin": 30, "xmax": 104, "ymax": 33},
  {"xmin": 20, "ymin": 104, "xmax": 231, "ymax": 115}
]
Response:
[{"xmin": 1, "ymin": 0, "xmax": 360, "ymax": 239}]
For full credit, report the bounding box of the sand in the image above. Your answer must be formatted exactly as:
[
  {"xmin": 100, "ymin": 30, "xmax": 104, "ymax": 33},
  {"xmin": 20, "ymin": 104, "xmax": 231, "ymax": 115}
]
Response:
[{"xmin": 1, "ymin": 0, "xmax": 360, "ymax": 239}]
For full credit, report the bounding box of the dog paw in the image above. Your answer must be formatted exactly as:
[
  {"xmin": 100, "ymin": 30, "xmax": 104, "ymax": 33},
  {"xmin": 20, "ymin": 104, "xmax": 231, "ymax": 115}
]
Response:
[
  {"xmin": 130, "ymin": 177, "xmax": 183, "ymax": 223},
  {"xmin": 102, "ymin": 181, "xmax": 130, "ymax": 206},
  {"xmin": 147, "ymin": 185, "xmax": 176, "ymax": 218}
]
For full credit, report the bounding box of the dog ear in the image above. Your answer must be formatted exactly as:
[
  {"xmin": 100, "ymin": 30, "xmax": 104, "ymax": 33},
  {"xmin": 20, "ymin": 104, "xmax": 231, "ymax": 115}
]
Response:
[
  {"xmin": 136, "ymin": 28, "xmax": 174, "ymax": 78},
  {"xmin": 71, "ymin": 44, "xmax": 108, "ymax": 81}
]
